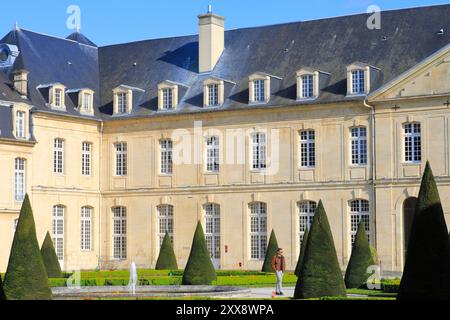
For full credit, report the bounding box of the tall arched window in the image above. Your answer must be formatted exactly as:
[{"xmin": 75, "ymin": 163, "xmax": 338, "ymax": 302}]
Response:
[
  {"xmin": 52, "ymin": 205, "xmax": 65, "ymax": 262},
  {"xmin": 112, "ymin": 207, "xmax": 127, "ymax": 260},
  {"xmin": 81, "ymin": 206, "xmax": 92, "ymax": 251},
  {"xmin": 158, "ymin": 205, "xmax": 174, "ymax": 247},
  {"xmin": 249, "ymin": 202, "xmax": 267, "ymax": 260},
  {"xmin": 204, "ymin": 203, "xmax": 221, "ymax": 261},
  {"xmin": 298, "ymin": 201, "xmax": 317, "ymax": 244},
  {"xmin": 349, "ymin": 199, "xmax": 370, "ymax": 244}
]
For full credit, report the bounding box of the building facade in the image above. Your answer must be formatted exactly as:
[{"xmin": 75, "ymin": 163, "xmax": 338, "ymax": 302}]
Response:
[{"xmin": 0, "ymin": 5, "xmax": 449, "ymax": 274}]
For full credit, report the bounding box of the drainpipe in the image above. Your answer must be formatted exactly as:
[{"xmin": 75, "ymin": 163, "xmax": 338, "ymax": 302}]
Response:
[
  {"xmin": 98, "ymin": 121, "xmax": 104, "ymax": 269},
  {"xmin": 363, "ymin": 99, "xmax": 378, "ymax": 257}
]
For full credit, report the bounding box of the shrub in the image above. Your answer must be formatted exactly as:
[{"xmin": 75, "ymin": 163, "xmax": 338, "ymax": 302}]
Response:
[
  {"xmin": 398, "ymin": 162, "xmax": 450, "ymax": 300},
  {"xmin": 295, "ymin": 227, "xmax": 309, "ymax": 277},
  {"xmin": 155, "ymin": 232, "xmax": 178, "ymax": 270},
  {"xmin": 182, "ymin": 222, "xmax": 217, "ymax": 285},
  {"xmin": 261, "ymin": 230, "xmax": 279, "ymax": 272},
  {"xmin": 294, "ymin": 200, "xmax": 346, "ymax": 299},
  {"xmin": 344, "ymin": 221, "xmax": 376, "ymax": 289},
  {"xmin": 4, "ymin": 195, "xmax": 52, "ymax": 300},
  {"xmin": 40, "ymin": 231, "xmax": 62, "ymax": 278}
]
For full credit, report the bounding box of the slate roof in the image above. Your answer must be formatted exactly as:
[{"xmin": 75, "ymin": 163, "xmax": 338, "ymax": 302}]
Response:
[{"xmin": 0, "ymin": 4, "xmax": 449, "ymax": 122}]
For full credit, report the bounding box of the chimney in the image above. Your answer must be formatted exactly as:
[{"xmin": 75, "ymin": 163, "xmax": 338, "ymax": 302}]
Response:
[
  {"xmin": 13, "ymin": 69, "xmax": 29, "ymax": 98},
  {"xmin": 198, "ymin": 8, "xmax": 225, "ymax": 73}
]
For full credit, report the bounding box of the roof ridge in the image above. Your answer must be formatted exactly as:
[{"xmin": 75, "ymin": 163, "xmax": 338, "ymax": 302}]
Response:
[{"xmin": 18, "ymin": 28, "xmax": 98, "ymax": 49}]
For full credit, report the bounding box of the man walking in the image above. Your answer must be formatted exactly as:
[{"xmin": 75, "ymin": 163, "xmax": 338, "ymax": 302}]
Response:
[{"xmin": 271, "ymin": 248, "xmax": 286, "ymax": 296}]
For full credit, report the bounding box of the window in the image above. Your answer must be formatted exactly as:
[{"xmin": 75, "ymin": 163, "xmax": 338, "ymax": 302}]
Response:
[
  {"xmin": 204, "ymin": 204, "xmax": 221, "ymax": 260},
  {"xmin": 249, "ymin": 202, "xmax": 267, "ymax": 260},
  {"xmin": 351, "ymin": 127, "xmax": 367, "ymax": 165},
  {"xmin": 404, "ymin": 123, "xmax": 421, "ymax": 163},
  {"xmin": 158, "ymin": 205, "xmax": 174, "ymax": 247},
  {"xmin": 117, "ymin": 92, "xmax": 127, "ymax": 114},
  {"xmin": 351, "ymin": 70, "xmax": 365, "ymax": 94},
  {"xmin": 55, "ymin": 88, "xmax": 63, "ymax": 107},
  {"xmin": 251, "ymin": 132, "xmax": 267, "ymax": 170},
  {"xmin": 82, "ymin": 142, "xmax": 92, "ymax": 176},
  {"xmin": 300, "ymin": 130, "xmax": 315, "ymax": 167},
  {"xmin": 301, "ymin": 75, "xmax": 314, "ymax": 98},
  {"xmin": 350, "ymin": 200, "xmax": 370, "ymax": 244},
  {"xmin": 52, "ymin": 205, "xmax": 65, "ymax": 262},
  {"xmin": 162, "ymin": 88, "xmax": 173, "ymax": 110},
  {"xmin": 53, "ymin": 139, "xmax": 64, "ymax": 174},
  {"xmin": 206, "ymin": 136, "xmax": 220, "ymax": 173},
  {"xmin": 83, "ymin": 92, "xmax": 92, "ymax": 113},
  {"xmin": 15, "ymin": 111, "xmax": 25, "ymax": 139},
  {"xmin": 115, "ymin": 142, "xmax": 127, "ymax": 176},
  {"xmin": 13, "ymin": 218, "xmax": 19, "ymax": 233},
  {"xmin": 81, "ymin": 207, "xmax": 92, "ymax": 251},
  {"xmin": 160, "ymin": 139, "xmax": 173, "ymax": 175},
  {"xmin": 14, "ymin": 158, "xmax": 25, "ymax": 201},
  {"xmin": 298, "ymin": 201, "xmax": 316, "ymax": 244},
  {"xmin": 253, "ymin": 79, "xmax": 265, "ymax": 103},
  {"xmin": 208, "ymin": 84, "xmax": 219, "ymax": 107},
  {"xmin": 112, "ymin": 207, "xmax": 127, "ymax": 260}
]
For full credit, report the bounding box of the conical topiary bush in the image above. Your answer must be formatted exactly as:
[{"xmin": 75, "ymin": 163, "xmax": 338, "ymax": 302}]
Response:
[
  {"xmin": 182, "ymin": 222, "xmax": 217, "ymax": 285},
  {"xmin": 398, "ymin": 162, "xmax": 450, "ymax": 300},
  {"xmin": 40, "ymin": 231, "xmax": 62, "ymax": 278},
  {"xmin": 0, "ymin": 273, "xmax": 5, "ymax": 301},
  {"xmin": 262, "ymin": 230, "xmax": 279, "ymax": 272},
  {"xmin": 4, "ymin": 195, "xmax": 52, "ymax": 300},
  {"xmin": 295, "ymin": 227, "xmax": 310, "ymax": 277},
  {"xmin": 155, "ymin": 232, "xmax": 178, "ymax": 270},
  {"xmin": 294, "ymin": 200, "xmax": 346, "ymax": 299},
  {"xmin": 344, "ymin": 221, "xmax": 375, "ymax": 289}
]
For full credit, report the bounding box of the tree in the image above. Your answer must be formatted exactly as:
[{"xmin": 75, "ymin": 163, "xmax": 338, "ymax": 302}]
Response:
[
  {"xmin": 295, "ymin": 228, "xmax": 310, "ymax": 277},
  {"xmin": 294, "ymin": 200, "xmax": 346, "ymax": 299},
  {"xmin": 398, "ymin": 162, "xmax": 450, "ymax": 300},
  {"xmin": 261, "ymin": 230, "xmax": 279, "ymax": 272},
  {"xmin": 3, "ymin": 195, "xmax": 52, "ymax": 300},
  {"xmin": 40, "ymin": 232, "xmax": 62, "ymax": 278},
  {"xmin": 155, "ymin": 232, "xmax": 178, "ymax": 270},
  {"xmin": 182, "ymin": 222, "xmax": 217, "ymax": 285},
  {"xmin": 344, "ymin": 221, "xmax": 375, "ymax": 289}
]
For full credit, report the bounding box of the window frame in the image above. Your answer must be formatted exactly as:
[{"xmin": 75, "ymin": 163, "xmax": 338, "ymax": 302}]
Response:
[
  {"xmin": 82, "ymin": 142, "xmax": 92, "ymax": 176},
  {"xmin": 14, "ymin": 158, "xmax": 25, "ymax": 202},
  {"xmin": 112, "ymin": 207, "xmax": 127, "ymax": 260},
  {"xmin": 403, "ymin": 122, "xmax": 422, "ymax": 163},
  {"xmin": 53, "ymin": 138, "xmax": 65, "ymax": 174},
  {"xmin": 351, "ymin": 69, "xmax": 365, "ymax": 95},
  {"xmin": 15, "ymin": 110, "xmax": 26, "ymax": 139},
  {"xmin": 162, "ymin": 87, "xmax": 173, "ymax": 110},
  {"xmin": 249, "ymin": 202, "xmax": 267, "ymax": 260},
  {"xmin": 349, "ymin": 199, "xmax": 370, "ymax": 244},
  {"xmin": 81, "ymin": 206, "xmax": 93, "ymax": 252},
  {"xmin": 204, "ymin": 203, "xmax": 221, "ymax": 260},
  {"xmin": 114, "ymin": 142, "xmax": 127, "ymax": 176},
  {"xmin": 301, "ymin": 74, "xmax": 314, "ymax": 99},
  {"xmin": 350, "ymin": 127, "xmax": 367, "ymax": 166},
  {"xmin": 253, "ymin": 79, "xmax": 266, "ymax": 103},
  {"xmin": 205, "ymin": 136, "xmax": 220, "ymax": 173},
  {"xmin": 251, "ymin": 132, "xmax": 267, "ymax": 171},
  {"xmin": 157, "ymin": 204, "xmax": 174, "ymax": 249},
  {"xmin": 117, "ymin": 92, "xmax": 128, "ymax": 114},
  {"xmin": 298, "ymin": 201, "xmax": 316, "ymax": 245},
  {"xmin": 52, "ymin": 205, "xmax": 65, "ymax": 263},
  {"xmin": 160, "ymin": 139, "xmax": 173, "ymax": 175},
  {"xmin": 299, "ymin": 130, "xmax": 316, "ymax": 168}
]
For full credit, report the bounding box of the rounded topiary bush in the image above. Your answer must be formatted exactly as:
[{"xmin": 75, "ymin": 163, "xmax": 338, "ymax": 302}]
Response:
[
  {"xmin": 40, "ymin": 231, "xmax": 63, "ymax": 278},
  {"xmin": 155, "ymin": 232, "xmax": 178, "ymax": 270},
  {"xmin": 182, "ymin": 222, "xmax": 217, "ymax": 285}
]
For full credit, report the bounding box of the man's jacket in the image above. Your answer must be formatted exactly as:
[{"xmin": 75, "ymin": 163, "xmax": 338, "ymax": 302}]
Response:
[{"xmin": 271, "ymin": 255, "xmax": 286, "ymax": 272}]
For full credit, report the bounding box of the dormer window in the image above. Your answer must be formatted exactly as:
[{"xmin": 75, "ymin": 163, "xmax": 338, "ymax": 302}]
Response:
[
  {"xmin": 158, "ymin": 81, "xmax": 180, "ymax": 111},
  {"xmin": 248, "ymin": 73, "xmax": 277, "ymax": 105},
  {"xmin": 112, "ymin": 85, "xmax": 140, "ymax": 116},
  {"xmin": 346, "ymin": 62, "xmax": 379, "ymax": 96},
  {"xmin": 83, "ymin": 92, "xmax": 92, "ymax": 113},
  {"xmin": 203, "ymin": 77, "xmax": 226, "ymax": 108},
  {"xmin": 47, "ymin": 84, "xmax": 66, "ymax": 109},
  {"xmin": 351, "ymin": 69, "xmax": 365, "ymax": 94},
  {"xmin": 296, "ymin": 68, "xmax": 327, "ymax": 101},
  {"xmin": 301, "ymin": 75, "xmax": 313, "ymax": 98}
]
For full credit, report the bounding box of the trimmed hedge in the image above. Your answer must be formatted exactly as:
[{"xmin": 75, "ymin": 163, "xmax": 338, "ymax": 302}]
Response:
[
  {"xmin": 0, "ymin": 273, "xmax": 5, "ymax": 301},
  {"xmin": 4, "ymin": 195, "xmax": 52, "ymax": 300},
  {"xmin": 398, "ymin": 162, "xmax": 450, "ymax": 300},
  {"xmin": 182, "ymin": 222, "xmax": 217, "ymax": 285},
  {"xmin": 294, "ymin": 200, "xmax": 346, "ymax": 299},
  {"xmin": 40, "ymin": 232, "xmax": 62, "ymax": 278},
  {"xmin": 261, "ymin": 230, "xmax": 279, "ymax": 272},
  {"xmin": 295, "ymin": 228, "xmax": 309, "ymax": 277},
  {"xmin": 155, "ymin": 232, "xmax": 178, "ymax": 270}
]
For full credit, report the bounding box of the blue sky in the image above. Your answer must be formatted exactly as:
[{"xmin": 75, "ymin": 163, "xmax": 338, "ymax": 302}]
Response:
[{"xmin": 1, "ymin": 0, "xmax": 448, "ymax": 46}]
